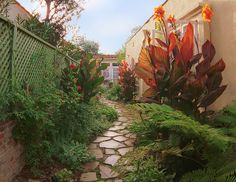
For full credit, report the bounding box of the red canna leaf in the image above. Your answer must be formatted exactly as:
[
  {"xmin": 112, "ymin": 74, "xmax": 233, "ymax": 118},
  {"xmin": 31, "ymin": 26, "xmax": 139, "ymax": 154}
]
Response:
[
  {"xmin": 180, "ymin": 23, "xmax": 194, "ymax": 63},
  {"xmin": 196, "ymin": 59, "xmax": 211, "ymax": 78},
  {"xmin": 184, "ymin": 76, "xmax": 207, "ymax": 100},
  {"xmin": 169, "ymin": 73, "xmax": 189, "ymax": 95},
  {"xmin": 143, "ymin": 87, "xmax": 157, "ymax": 98},
  {"xmin": 202, "ymin": 40, "xmax": 216, "ymax": 62},
  {"xmin": 155, "ymin": 38, "xmax": 168, "ymax": 49},
  {"xmin": 188, "ymin": 53, "xmax": 202, "ymax": 68},
  {"xmin": 206, "ymin": 72, "xmax": 223, "ymax": 91},
  {"xmin": 169, "ymin": 32, "xmax": 177, "ymax": 53},
  {"xmin": 134, "ymin": 65, "xmax": 156, "ymax": 88},
  {"xmin": 198, "ymin": 85, "xmax": 227, "ymax": 107},
  {"xmin": 149, "ymin": 45, "xmax": 169, "ymax": 71},
  {"xmin": 169, "ymin": 61, "xmax": 184, "ymax": 85},
  {"xmin": 207, "ymin": 59, "xmax": 226, "ymax": 76}
]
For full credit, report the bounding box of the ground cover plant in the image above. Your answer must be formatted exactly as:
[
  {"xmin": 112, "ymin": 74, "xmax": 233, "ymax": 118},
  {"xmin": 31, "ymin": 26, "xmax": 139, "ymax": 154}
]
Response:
[
  {"xmin": 116, "ymin": 103, "xmax": 236, "ymax": 181},
  {"xmin": 105, "ymin": 84, "xmax": 122, "ymax": 101}
]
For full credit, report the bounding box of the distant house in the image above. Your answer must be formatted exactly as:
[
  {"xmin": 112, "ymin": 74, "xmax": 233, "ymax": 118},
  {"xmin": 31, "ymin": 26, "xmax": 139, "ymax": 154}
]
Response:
[
  {"xmin": 3, "ymin": 0, "xmax": 32, "ymax": 22},
  {"xmin": 94, "ymin": 54, "xmax": 119, "ymax": 83},
  {"xmin": 126, "ymin": 0, "xmax": 236, "ymax": 110}
]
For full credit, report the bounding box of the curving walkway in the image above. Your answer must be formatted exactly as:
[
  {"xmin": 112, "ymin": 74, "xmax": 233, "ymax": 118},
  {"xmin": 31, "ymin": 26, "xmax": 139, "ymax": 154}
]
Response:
[{"xmin": 80, "ymin": 99, "xmax": 137, "ymax": 182}]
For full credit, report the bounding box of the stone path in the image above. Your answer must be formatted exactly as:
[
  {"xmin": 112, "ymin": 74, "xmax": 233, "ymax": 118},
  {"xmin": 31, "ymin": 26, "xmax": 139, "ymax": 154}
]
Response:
[{"xmin": 80, "ymin": 99, "xmax": 137, "ymax": 182}]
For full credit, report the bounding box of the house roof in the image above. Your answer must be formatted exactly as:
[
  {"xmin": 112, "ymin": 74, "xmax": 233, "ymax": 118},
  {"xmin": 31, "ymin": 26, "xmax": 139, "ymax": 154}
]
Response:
[
  {"xmin": 94, "ymin": 54, "xmax": 117, "ymax": 60},
  {"xmin": 126, "ymin": 0, "xmax": 169, "ymax": 44},
  {"xmin": 15, "ymin": 0, "xmax": 32, "ymax": 17}
]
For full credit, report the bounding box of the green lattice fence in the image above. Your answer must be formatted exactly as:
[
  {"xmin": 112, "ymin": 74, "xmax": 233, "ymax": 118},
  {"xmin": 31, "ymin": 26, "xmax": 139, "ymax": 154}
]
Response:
[{"xmin": 0, "ymin": 15, "xmax": 76, "ymax": 94}]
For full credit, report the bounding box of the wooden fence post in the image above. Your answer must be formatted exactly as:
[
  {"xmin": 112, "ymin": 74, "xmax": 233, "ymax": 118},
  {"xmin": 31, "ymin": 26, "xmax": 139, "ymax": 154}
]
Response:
[{"xmin": 10, "ymin": 24, "xmax": 17, "ymax": 89}]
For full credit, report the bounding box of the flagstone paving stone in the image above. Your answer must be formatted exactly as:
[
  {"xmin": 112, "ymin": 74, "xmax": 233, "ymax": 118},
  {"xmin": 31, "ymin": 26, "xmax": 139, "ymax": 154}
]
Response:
[
  {"xmin": 105, "ymin": 149, "xmax": 116, "ymax": 155},
  {"xmin": 100, "ymin": 140, "xmax": 125, "ymax": 149},
  {"xmin": 89, "ymin": 148, "xmax": 104, "ymax": 159},
  {"xmin": 100, "ymin": 165, "xmax": 118, "ymax": 179},
  {"xmin": 118, "ymin": 117, "xmax": 128, "ymax": 122},
  {"xmin": 84, "ymin": 161, "xmax": 99, "ymax": 172},
  {"xmin": 80, "ymin": 172, "xmax": 97, "ymax": 182},
  {"xmin": 108, "ymin": 125, "xmax": 126, "ymax": 131},
  {"xmin": 104, "ymin": 155, "xmax": 121, "ymax": 166},
  {"xmin": 118, "ymin": 147, "xmax": 133, "ymax": 156},
  {"xmin": 94, "ymin": 136, "xmax": 111, "ymax": 143},
  {"xmin": 81, "ymin": 99, "xmax": 138, "ymax": 181},
  {"xmin": 103, "ymin": 131, "xmax": 122, "ymax": 137},
  {"xmin": 113, "ymin": 136, "xmax": 128, "ymax": 142}
]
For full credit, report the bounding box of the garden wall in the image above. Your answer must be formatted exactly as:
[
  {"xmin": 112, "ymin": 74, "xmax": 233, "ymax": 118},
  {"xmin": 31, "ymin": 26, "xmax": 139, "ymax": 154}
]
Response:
[{"xmin": 0, "ymin": 121, "xmax": 24, "ymax": 182}]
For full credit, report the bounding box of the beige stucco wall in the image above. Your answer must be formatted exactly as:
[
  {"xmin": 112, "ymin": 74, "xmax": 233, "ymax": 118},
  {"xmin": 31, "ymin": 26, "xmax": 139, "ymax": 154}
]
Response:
[
  {"xmin": 126, "ymin": 0, "xmax": 236, "ymax": 109},
  {"xmin": 7, "ymin": 2, "xmax": 31, "ymax": 22},
  {"xmin": 206, "ymin": 0, "xmax": 236, "ymax": 110}
]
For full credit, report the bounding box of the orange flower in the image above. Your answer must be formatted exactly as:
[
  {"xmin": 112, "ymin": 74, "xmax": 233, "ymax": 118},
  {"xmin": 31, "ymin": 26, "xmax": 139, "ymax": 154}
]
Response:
[
  {"xmin": 202, "ymin": 4, "xmax": 213, "ymax": 22},
  {"xmin": 167, "ymin": 15, "xmax": 176, "ymax": 24},
  {"xmin": 154, "ymin": 6, "xmax": 165, "ymax": 21}
]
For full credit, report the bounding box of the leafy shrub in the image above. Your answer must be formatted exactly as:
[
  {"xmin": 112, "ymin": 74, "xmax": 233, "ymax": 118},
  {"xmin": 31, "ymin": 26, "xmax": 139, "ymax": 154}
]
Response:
[
  {"xmin": 60, "ymin": 55, "xmax": 108, "ymax": 102},
  {"xmin": 180, "ymin": 162, "xmax": 236, "ymax": 182},
  {"xmin": 123, "ymin": 158, "xmax": 174, "ymax": 182},
  {"xmin": 57, "ymin": 141, "xmax": 94, "ymax": 170},
  {"xmin": 201, "ymin": 100, "xmax": 236, "ymax": 142},
  {"xmin": 0, "ymin": 84, "xmax": 116, "ymax": 176},
  {"xmin": 24, "ymin": 15, "xmax": 65, "ymax": 46},
  {"xmin": 55, "ymin": 168, "xmax": 73, "ymax": 182},
  {"xmin": 96, "ymin": 104, "xmax": 118, "ymax": 122},
  {"xmin": 0, "ymin": 84, "xmax": 61, "ymax": 176},
  {"xmin": 106, "ymin": 84, "xmax": 121, "ymax": 101},
  {"xmin": 119, "ymin": 60, "xmax": 136, "ymax": 102},
  {"xmin": 123, "ymin": 103, "xmax": 236, "ymax": 180}
]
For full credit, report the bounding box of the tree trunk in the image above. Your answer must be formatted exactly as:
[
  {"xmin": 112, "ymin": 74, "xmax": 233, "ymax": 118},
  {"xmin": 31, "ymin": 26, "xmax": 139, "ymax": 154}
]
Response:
[{"xmin": 45, "ymin": 0, "xmax": 51, "ymax": 21}]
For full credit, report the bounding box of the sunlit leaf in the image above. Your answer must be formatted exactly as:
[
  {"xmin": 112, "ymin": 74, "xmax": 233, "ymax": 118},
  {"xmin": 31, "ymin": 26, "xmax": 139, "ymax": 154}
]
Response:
[
  {"xmin": 169, "ymin": 32, "xmax": 177, "ymax": 53},
  {"xmin": 143, "ymin": 88, "xmax": 157, "ymax": 98},
  {"xmin": 180, "ymin": 23, "xmax": 194, "ymax": 63},
  {"xmin": 149, "ymin": 45, "xmax": 169, "ymax": 71}
]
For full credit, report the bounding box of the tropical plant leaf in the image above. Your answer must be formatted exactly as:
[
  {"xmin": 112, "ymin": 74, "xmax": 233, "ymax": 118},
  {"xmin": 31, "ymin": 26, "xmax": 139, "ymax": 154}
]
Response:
[
  {"xmin": 155, "ymin": 38, "xmax": 168, "ymax": 49},
  {"xmin": 143, "ymin": 88, "xmax": 157, "ymax": 98},
  {"xmin": 196, "ymin": 59, "xmax": 210, "ymax": 78},
  {"xmin": 207, "ymin": 59, "xmax": 226, "ymax": 76},
  {"xmin": 183, "ymin": 76, "xmax": 207, "ymax": 100},
  {"xmin": 198, "ymin": 85, "xmax": 227, "ymax": 107},
  {"xmin": 169, "ymin": 74, "xmax": 188, "ymax": 95},
  {"xmin": 134, "ymin": 65, "xmax": 156, "ymax": 87},
  {"xmin": 149, "ymin": 45, "xmax": 169, "ymax": 71},
  {"xmin": 169, "ymin": 32, "xmax": 177, "ymax": 53},
  {"xmin": 180, "ymin": 23, "xmax": 194, "ymax": 64},
  {"xmin": 188, "ymin": 53, "xmax": 202, "ymax": 68},
  {"xmin": 206, "ymin": 72, "xmax": 223, "ymax": 91},
  {"xmin": 169, "ymin": 61, "xmax": 184, "ymax": 85},
  {"xmin": 202, "ymin": 40, "xmax": 216, "ymax": 62}
]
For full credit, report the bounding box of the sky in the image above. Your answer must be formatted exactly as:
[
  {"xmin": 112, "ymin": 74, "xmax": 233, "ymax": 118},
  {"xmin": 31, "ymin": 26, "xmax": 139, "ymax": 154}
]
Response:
[{"xmin": 18, "ymin": 0, "xmax": 165, "ymax": 54}]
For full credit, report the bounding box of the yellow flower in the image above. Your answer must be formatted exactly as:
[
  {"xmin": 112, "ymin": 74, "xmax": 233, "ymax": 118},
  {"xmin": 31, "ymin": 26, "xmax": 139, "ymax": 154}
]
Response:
[
  {"xmin": 202, "ymin": 4, "xmax": 214, "ymax": 22},
  {"xmin": 154, "ymin": 6, "xmax": 165, "ymax": 21}
]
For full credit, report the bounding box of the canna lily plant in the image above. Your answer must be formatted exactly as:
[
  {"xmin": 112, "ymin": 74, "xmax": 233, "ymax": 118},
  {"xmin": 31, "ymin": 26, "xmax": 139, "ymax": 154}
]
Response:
[
  {"xmin": 119, "ymin": 60, "xmax": 136, "ymax": 102},
  {"xmin": 134, "ymin": 4, "xmax": 226, "ymax": 116},
  {"xmin": 61, "ymin": 53, "xmax": 108, "ymax": 102}
]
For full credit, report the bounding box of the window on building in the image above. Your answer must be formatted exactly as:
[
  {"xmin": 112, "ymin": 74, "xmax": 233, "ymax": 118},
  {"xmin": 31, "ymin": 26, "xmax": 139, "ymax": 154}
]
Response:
[{"xmin": 112, "ymin": 63, "xmax": 119, "ymax": 66}]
